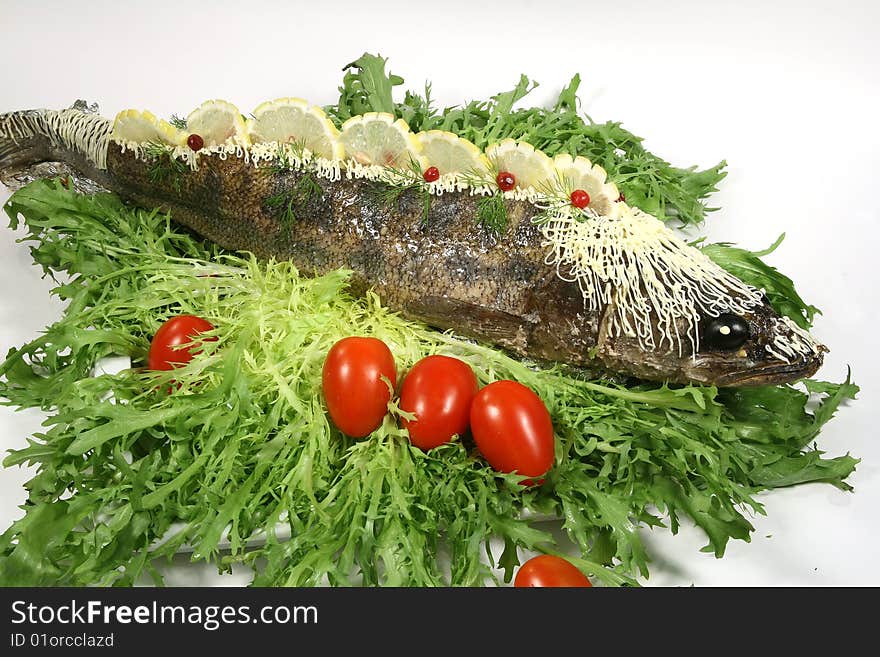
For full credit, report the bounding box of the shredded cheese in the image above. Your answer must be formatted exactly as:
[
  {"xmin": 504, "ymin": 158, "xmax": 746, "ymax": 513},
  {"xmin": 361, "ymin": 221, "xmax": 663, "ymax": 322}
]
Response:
[
  {"xmin": 539, "ymin": 204, "xmax": 766, "ymax": 356},
  {"xmin": 0, "ymin": 108, "xmax": 111, "ymax": 170},
  {"xmin": 764, "ymin": 316, "xmax": 822, "ymax": 363}
]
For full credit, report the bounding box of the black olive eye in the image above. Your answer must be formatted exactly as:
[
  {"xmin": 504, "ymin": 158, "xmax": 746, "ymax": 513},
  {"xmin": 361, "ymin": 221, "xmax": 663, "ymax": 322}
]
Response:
[{"xmin": 702, "ymin": 313, "xmax": 750, "ymax": 350}]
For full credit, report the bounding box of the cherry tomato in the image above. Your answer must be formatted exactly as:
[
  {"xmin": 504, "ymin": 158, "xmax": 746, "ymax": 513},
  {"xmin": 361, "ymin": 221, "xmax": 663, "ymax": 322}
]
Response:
[
  {"xmin": 399, "ymin": 355, "xmax": 479, "ymax": 450},
  {"xmin": 148, "ymin": 314, "xmax": 216, "ymax": 371},
  {"xmin": 470, "ymin": 380, "xmax": 554, "ymax": 481},
  {"xmin": 496, "ymin": 171, "xmax": 516, "ymax": 191},
  {"xmin": 322, "ymin": 337, "xmax": 397, "ymax": 438},
  {"xmin": 514, "ymin": 555, "xmax": 593, "ymax": 587},
  {"xmin": 570, "ymin": 189, "xmax": 591, "ymax": 209},
  {"xmin": 187, "ymin": 133, "xmax": 204, "ymax": 151}
]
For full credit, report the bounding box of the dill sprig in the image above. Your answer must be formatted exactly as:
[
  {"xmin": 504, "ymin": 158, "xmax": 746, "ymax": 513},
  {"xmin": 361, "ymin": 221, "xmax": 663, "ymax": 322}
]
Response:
[
  {"xmin": 263, "ymin": 142, "xmax": 325, "ymax": 236},
  {"xmin": 366, "ymin": 156, "xmax": 432, "ymax": 224},
  {"xmin": 268, "ymin": 144, "xmax": 295, "ymax": 174},
  {"xmin": 454, "ymin": 166, "xmax": 510, "ymax": 234},
  {"xmin": 537, "ymin": 170, "xmax": 578, "ymax": 199},
  {"xmin": 265, "ymin": 172, "xmax": 323, "ymax": 237},
  {"xmin": 476, "ymin": 192, "xmax": 508, "ymax": 234},
  {"xmin": 168, "ymin": 114, "xmax": 188, "ymax": 130},
  {"xmin": 367, "ymin": 180, "xmax": 411, "ymax": 206},
  {"xmin": 266, "ymin": 140, "xmax": 314, "ymax": 175},
  {"xmin": 530, "ymin": 173, "xmax": 602, "ymax": 226},
  {"xmin": 367, "ymin": 180, "xmax": 432, "ymax": 226},
  {"xmin": 143, "ymin": 141, "xmax": 187, "ymax": 193}
]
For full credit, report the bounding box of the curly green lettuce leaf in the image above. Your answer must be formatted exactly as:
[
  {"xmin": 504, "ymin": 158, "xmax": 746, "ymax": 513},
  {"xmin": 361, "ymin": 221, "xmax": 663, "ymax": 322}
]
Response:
[
  {"xmin": 326, "ymin": 53, "xmax": 726, "ymax": 226},
  {"xmin": 701, "ymin": 234, "xmax": 821, "ymax": 329},
  {"xmin": 0, "ymin": 180, "xmax": 857, "ymax": 586}
]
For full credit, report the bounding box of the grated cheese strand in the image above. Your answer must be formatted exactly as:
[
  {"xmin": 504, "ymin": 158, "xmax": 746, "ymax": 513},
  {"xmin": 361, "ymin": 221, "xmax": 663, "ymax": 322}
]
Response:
[
  {"xmin": 764, "ymin": 316, "xmax": 822, "ymax": 363},
  {"xmin": 539, "ymin": 204, "xmax": 766, "ymax": 357},
  {"xmin": 0, "ymin": 108, "xmax": 111, "ymax": 170}
]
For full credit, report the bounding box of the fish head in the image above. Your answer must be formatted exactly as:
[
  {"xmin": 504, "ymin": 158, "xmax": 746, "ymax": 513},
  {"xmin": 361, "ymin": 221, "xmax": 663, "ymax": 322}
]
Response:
[
  {"xmin": 683, "ymin": 302, "xmax": 826, "ymax": 386},
  {"xmin": 565, "ymin": 207, "xmax": 827, "ymax": 387},
  {"xmin": 597, "ymin": 300, "xmax": 826, "ymax": 386}
]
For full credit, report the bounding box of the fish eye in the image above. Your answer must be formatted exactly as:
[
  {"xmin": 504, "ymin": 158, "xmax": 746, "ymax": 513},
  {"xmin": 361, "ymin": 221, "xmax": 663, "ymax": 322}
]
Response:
[{"xmin": 702, "ymin": 313, "xmax": 750, "ymax": 350}]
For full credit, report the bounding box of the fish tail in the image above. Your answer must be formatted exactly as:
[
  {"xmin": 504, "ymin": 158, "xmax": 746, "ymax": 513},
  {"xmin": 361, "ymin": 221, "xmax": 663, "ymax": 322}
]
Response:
[
  {"xmin": 0, "ymin": 110, "xmax": 50, "ymax": 172},
  {"xmin": 0, "ymin": 102, "xmax": 111, "ymax": 174}
]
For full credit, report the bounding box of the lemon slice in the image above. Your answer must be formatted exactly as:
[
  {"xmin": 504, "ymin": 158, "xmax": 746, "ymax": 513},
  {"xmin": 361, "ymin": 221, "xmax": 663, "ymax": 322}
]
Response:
[
  {"xmin": 111, "ymin": 110, "xmax": 186, "ymax": 146},
  {"xmin": 339, "ymin": 112, "xmax": 424, "ymax": 169},
  {"xmin": 248, "ymin": 97, "xmax": 344, "ymax": 160},
  {"xmin": 186, "ymin": 99, "xmax": 249, "ymax": 149},
  {"xmin": 485, "ymin": 139, "xmax": 554, "ymax": 190},
  {"xmin": 417, "ymin": 130, "xmax": 489, "ymax": 176},
  {"xmin": 553, "ymin": 153, "xmax": 621, "ymax": 217}
]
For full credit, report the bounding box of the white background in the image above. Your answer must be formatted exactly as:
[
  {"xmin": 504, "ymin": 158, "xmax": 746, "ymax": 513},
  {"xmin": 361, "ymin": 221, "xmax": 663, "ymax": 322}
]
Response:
[{"xmin": 0, "ymin": 0, "xmax": 877, "ymax": 586}]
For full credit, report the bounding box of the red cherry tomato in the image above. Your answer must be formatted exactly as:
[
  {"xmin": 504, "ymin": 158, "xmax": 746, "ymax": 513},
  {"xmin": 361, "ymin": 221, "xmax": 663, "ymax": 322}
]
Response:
[
  {"xmin": 470, "ymin": 380, "xmax": 554, "ymax": 481},
  {"xmin": 514, "ymin": 555, "xmax": 593, "ymax": 587},
  {"xmin": 423, "ymin": 166, "xmax": 440, "ymax": 183},
  {"xmin": 187, "ymin": 133, "xmax": 204, "ymax": 151},
  {"xmin": 496, "ymin": 171, "xmax": 516, "ymax": 191},
  {"xmin": 148, "ymin": 314, "xmax": 216, "ymax": 371},
  {"xmin": 399, "ymin": 355, "xmax": 479, "ymax": 450},
  {"xmin": 570, "ymin": 189, "xmax": 591, "ymax": 209},
  {"xmin": 322, "ymin": 337, "xmax": 397, "ymax": 438}
]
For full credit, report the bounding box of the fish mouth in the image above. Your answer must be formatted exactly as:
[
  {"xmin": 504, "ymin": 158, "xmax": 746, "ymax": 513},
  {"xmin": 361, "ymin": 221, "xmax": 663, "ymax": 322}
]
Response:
[{"xmin": 710, "ymin": 350, "xmax": 826, "ymax": 387}]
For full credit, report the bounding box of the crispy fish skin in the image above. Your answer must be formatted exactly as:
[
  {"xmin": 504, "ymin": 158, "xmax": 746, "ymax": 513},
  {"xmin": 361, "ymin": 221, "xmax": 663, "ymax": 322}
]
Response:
[{"xmin": 1, "ymin": 109, "xmax": 825, "ymax": 386}]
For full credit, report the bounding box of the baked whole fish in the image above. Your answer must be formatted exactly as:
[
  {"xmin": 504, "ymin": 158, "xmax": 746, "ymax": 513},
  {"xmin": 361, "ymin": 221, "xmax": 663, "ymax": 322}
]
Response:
[{"xmin": 0, "ymin": 100, "xmax": 825, "ymax": 386}]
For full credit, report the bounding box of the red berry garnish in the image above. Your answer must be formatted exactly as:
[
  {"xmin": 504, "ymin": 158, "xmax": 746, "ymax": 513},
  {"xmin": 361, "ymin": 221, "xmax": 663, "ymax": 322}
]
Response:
[
  {"xmin": 617, "ymin": 192, "xmax": 626, "ymax": 203},
  {"xmin": 570, "ymin": 189, "xmax": 591, "ymax": 209},
  {"xmin": 423, "ymin": 166, "xmax": 440, "ymax": 183},
  {"xmin": 187, "ymin": 134, "xmax": 204, "ymax": 151},
  {"xmin": 496, "ymin": 171, "xmax": 516, "ymax": 191}
]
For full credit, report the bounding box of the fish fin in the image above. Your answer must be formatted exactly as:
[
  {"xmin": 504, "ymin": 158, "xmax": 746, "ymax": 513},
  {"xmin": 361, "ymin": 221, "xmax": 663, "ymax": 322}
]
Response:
[{"xmin": 406, "ymin": 295, "xmax": 532, "ymax": 349}]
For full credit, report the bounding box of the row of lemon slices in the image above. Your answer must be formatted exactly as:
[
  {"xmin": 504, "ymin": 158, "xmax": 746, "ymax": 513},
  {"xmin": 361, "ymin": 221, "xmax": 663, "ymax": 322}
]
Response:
[{"xmin": 112, "ymin": 98, "xmax": 621, "ymax": 216}]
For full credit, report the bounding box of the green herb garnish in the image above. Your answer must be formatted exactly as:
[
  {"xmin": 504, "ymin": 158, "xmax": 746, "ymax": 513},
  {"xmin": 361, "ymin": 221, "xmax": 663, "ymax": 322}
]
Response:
[
  {"xmin": 701, "ymin": 234, "xmax": 821, "ymax": 329},
  {"xmin": 144, "ymin": 141, "xmax": 187, "ymax": 193},
  {"xmin": 168, "ymin": 114, "xmax": 188, "ymax": 130},
  {"xmin": 0, "ymin": 180, "xmax": 857, "ymax": 586},
  {"xmin": 367, "ymin": 180, "xmax": 432, "ymax": 226},
  {"xmin": 476, "ymin": 192, "xmax": 509, "ymax": 234},
  {"xmin": 269, "ymin": 140, "xmax": 312, "ymax": 173},
  {"xmin": 265, "ymin": 172, "xmax": 323, "ymax": 237},
  {"xmin": 325, "ymin": 53, "xmax": 725, "ymax": 226},
  {"xmin": 364, "ymin": 157, "xmax": 432, "ymax": 225}
]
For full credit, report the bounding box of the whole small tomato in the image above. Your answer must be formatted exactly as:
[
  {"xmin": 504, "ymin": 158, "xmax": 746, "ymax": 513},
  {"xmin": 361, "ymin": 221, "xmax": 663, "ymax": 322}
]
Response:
[
  {"xmin": 470, "ymin": 380, "xmax": 554, "ymax": 482},
  {"xmin": 322, "ymin": 337, "xmax": 397, "ymax": 438},
  {"xmin": 148, "ymin": 314, "xmax": 216, "ymax": 371},
  {"xmin": 399, "ymin": 355, "xmax": 479, "ymax": 450},
  {"xmin": 514, "ymin": 555, "xmax": 593, "ymax": 588}
]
